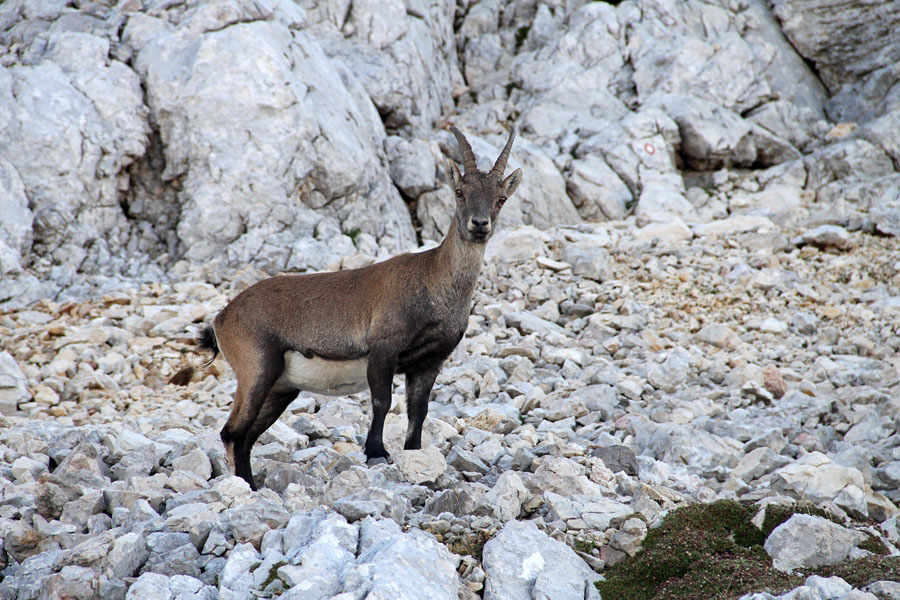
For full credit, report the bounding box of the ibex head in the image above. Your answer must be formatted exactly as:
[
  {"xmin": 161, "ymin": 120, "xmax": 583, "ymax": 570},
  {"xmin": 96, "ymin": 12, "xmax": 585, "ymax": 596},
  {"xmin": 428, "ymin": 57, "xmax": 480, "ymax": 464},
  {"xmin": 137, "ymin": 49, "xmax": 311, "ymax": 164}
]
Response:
[{"xmin": 447, "ymin": 126, "xmax": 523, "ymax": 243}]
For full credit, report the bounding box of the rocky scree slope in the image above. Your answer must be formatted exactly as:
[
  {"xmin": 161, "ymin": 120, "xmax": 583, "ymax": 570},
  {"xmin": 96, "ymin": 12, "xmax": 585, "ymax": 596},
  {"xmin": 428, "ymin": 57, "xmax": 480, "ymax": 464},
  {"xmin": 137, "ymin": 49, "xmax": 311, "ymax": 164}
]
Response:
[{"xmin": 0, "ymin": 217, "xmax": 899, "ymax": 598}]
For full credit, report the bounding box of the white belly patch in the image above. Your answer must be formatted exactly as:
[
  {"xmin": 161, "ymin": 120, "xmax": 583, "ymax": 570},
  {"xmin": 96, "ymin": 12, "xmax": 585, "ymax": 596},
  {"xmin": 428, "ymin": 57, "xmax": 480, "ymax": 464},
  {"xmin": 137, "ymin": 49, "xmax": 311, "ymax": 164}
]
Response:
[{"xmin": 276, "ymin": 351, "xmax": 369, "ymax": 396}]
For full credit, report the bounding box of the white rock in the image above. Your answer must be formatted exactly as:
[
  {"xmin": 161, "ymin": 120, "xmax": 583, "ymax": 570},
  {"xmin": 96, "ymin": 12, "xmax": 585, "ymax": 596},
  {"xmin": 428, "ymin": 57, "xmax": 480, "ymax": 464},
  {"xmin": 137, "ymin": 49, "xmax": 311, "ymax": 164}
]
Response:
[
  {"xmin": 635, "ymin": 181, "xmax": 697, "ymax": 225},
  {"xmin": 485, "ymin": 471, "xmax": 528, "ymax": 522},
  {"xmin": 566, "ymin": 155, "xmax": 632, "ymax": 221},
  {"xmin": 562, "ymin": 242, "xmax": 610, "ymax": 281},
  {"xmin": 171, "ymin": 448, "xmax": 212, "ymax": 481},
  {"xmin": 764, "ymin": 514, "xmax": 868, "ymax": 572},
  {"xmin": 484, "ymin": 226, "xmax": 549, "ymax": 263},
  {"xmin": 219, "ymin": 542, "xmax": 259, "ymax": 598},
  {"xmin": 651, "ymin": 94, "xmax": 757, "ymax": 169},
  {"xmin": 771, "ymin": 452, "xmax": 867, "ymax": 504},
  {"xmin": 133, "ymin": 18, "xmax": 415, "ymax": 271},
  {"xmin": 341, "ymin": 517, "xmax": 459, "ymax": 600},
  {"xmin": 759, "ymin": 318, "xmax": 788, "ymax": 334},
  {"xmin": 794, "ymin": 225, "xmax": 854, "ymax": 250},
  {"xmin": 483, "ymin": 520, "xmax": 601, "ymax": 600},
  {"xmin": 0, "ymin": 157, "xmax": 32, "ymax": 276},
  {"xmin": 693, "ymin": 215, "xmax": 777, "ymax": 237},
  {"xmin": 394, "ymin": 447, "xmax": 447, "ymax": 485},
  {"xmin": 634, "ymin": 218, "xmax": 693, "ymax": 244},
  {"xmin": 0, "ymin": 351, "xmax": 29, "ymax": 415},
  {"xmin": 126, "ymin": 572, "xmax": 173, "ymax": 600}
]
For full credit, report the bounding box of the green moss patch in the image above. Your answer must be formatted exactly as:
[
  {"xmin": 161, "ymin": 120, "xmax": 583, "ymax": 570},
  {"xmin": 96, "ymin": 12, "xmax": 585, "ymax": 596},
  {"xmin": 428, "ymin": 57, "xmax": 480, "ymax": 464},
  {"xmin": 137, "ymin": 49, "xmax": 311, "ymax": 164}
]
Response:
[{"xmin": 596, "ymin": 500, "xmax": 900, "ymax": 600}]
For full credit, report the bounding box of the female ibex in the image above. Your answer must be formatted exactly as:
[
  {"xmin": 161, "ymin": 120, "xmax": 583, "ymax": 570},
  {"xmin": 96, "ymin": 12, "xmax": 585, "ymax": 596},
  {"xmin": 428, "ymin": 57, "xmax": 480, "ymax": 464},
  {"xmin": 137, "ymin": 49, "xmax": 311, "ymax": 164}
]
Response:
[{"xmin": 198, "ymin": 126, "xmax": 523, "ymax": 489}]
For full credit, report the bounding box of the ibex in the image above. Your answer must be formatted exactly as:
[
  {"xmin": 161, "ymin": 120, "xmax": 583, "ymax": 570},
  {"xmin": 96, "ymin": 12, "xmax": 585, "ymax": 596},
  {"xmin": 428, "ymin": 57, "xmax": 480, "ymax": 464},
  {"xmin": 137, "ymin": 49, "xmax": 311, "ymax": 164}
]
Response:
[{"xmin": 198, "ymin": 126, "xmax": 523, "ymax": 489}]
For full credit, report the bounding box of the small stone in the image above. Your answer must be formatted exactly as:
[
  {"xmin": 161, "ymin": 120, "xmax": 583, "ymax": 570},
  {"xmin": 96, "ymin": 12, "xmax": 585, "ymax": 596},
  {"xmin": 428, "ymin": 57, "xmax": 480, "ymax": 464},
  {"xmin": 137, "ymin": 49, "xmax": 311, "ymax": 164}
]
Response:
[
  {"xmin": 591, "ymin": 446, "xmax": 639, "ymax": 477},
  {"xmin": 394, "ymin": 447, "xmax": 447, "ymax": 485},
  {"xmin": 762, "ymin": 364, "xmax": 787, "ymax": 399},
  {"xmin": 759, "ymin": 318, "xmax": 787, "ymax": 334},
  {"xmin": 634, "ymin": 218, "xmax": 693, "ymax": 244},
  {"xmin": 106, "ymin": 532, "xmax": 149, "ymax": 579},
  {"xmin": 447, "ymin": 446, "xmax": 489, "ymax": 475},
  {"xmin": 794, "ymin": 225, "xmax": 853, "ymax": 250},
  {"xmin": 790, "ymin": 311, "xmax": 818, "ymax": 334},
  {"xmin": 171, "ymin": 449, "xmax": 212, "ymax": 481},
  {"xmin": 125, "ymin": 573, "xmax": 172, "ymax": 600},
  {"xmin": 485, "ymin": 471, "xmax": 528, "ymax": 522},
  {"xmin": 610, "ymin": 518, "xmax": 647, "ymax": 557},
  {"xmin": 505, "ymin": 312, "xmax": 565, "ymax": 336},
  {"xmin": 695, "ymin": 324, "xmax": 742, "ymax": 350},
  {"xmin": 562, "ymin": 243, "xmax": 611, "ymax": 281}
]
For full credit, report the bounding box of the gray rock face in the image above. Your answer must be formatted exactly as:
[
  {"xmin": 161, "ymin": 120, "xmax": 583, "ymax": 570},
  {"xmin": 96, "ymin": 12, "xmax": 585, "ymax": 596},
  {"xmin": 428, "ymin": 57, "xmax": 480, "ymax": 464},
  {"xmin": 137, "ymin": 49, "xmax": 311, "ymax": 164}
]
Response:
[
  {"xmin": 482, "ymin": 520, "xmax": 600, "ymax": 600},
  {"xmin": 132, "ymin": 9, "xmax": 415, "ymax": 272},
  {"xmin": 0, "ymin": 27, "xmax": 150, "ymax": 305},
  {"xmin": 770, "ymin": 0, "xmax": 900, "ymax": 122},
  {"xmin": 566, "ymin": 155, "xmax": 632, "ymax": 221},
  {"xmin": 2, "ymin": 0, "xmax": 898, "ymax": 311},
  {"xmin": 323, "ymin": 0, "xmax": 460, "ymax": 131},
  {"xmin": 651, "ymin": 94, "xmax": 757, "ymax": 170},
  {"xmin": 764, "ymin": 514, "xmax": 868, "ymax": 572},
  {"xmin": 0, "ymin": 156, "xmax": 32, "ymax": 277}
]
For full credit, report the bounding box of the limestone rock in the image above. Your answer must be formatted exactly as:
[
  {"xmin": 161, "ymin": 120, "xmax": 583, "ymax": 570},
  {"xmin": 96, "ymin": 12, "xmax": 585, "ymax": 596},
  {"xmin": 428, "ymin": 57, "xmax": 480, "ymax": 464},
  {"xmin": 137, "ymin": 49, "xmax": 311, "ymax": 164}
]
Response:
[
  {"xmin": 771, "ymin": 452, "xmax": 867, "ymax": 504},
  {"xmin": 394, "ymin": 447, "xmax": 447, "ymax": 486},
  {"xmin": 482, "ymin": 520, "xmax": 601, "ymax": 600},
  {"xmin": 566, "ymin": 155, "xmax": 632, "ymax": 221},
  {"xmin": 341, "ymin": 517, "xmax": 459, "ymax": 600},
  {"xmin": 770, "ymin": 0, "xmax": 900, "ymax": 122},
  {"xmin": 0, "ymin": 351, "xmax": 29, "ymax": 415},
  {"xmin": 764, "ymin": 514, "xmax": 868, "ymax": 572},
  {"xmin": 485, "ymin": 471, "xmax": 528, "ymax": 523}
]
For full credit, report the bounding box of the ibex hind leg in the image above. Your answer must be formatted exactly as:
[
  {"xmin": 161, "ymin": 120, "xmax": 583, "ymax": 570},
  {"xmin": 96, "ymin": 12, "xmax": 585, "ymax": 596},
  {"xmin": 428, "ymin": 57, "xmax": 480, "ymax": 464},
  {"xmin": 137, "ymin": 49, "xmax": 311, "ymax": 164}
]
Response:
[
  {"xmin": 240, "ymin": 388, "xmax": 300, "ymax": 475},
  {"xmin": 220, "ymin": 352, "xmax": 285, "ymax": 490}
]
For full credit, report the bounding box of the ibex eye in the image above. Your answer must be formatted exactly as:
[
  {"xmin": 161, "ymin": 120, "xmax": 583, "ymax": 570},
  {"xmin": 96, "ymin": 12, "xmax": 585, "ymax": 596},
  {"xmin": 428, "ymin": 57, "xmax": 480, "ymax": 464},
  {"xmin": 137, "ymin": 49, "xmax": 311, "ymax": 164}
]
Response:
[
  {"xmin": 455, "ymin": 189, "xmax": 463, "ymax": 198},
  {"xmin": 498, "ymin": 196, "xmax": 507, "ymax": 205}
]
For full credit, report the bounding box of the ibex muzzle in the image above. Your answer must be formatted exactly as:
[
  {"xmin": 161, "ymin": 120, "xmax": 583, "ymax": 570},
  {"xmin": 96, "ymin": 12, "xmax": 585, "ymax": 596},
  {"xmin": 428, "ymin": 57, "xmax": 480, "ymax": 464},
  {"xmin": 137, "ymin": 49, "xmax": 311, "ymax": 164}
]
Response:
[{"xmin": 198, "ymin": 126, "xmax": 523, "ymax": 489}]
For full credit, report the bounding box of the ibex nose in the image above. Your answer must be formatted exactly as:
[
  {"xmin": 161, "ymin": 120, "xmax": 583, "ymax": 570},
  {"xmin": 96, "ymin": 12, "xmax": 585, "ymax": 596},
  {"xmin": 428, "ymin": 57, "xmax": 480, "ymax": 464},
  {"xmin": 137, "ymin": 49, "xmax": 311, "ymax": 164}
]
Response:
[{"xmin": 469, "ymin": 216, "xmax": 490, "ymax": 229}]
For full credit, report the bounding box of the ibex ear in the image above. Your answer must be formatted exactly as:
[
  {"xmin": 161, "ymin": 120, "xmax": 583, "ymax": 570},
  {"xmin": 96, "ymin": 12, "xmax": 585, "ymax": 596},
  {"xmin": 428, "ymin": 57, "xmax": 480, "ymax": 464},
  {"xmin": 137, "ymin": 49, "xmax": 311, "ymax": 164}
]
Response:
[
  {"xmin": 445, "ymin": 159, "xmax": 462, "ymax": 189},
  {"xmin": 503, "ymin": 168, "xmax": 522, "ymax": 197}
]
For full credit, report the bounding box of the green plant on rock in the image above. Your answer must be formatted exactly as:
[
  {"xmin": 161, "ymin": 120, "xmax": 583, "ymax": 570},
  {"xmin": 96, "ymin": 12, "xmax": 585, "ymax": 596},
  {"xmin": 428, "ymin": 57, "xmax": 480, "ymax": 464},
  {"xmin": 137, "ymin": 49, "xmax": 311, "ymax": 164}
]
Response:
[
  {"xmin": 343, "ymin": 227, "xmax": 361, "ymax": 246},
  {"xmin": 261, "ymin": 561, "xmax": 287, "ymax": 591}
]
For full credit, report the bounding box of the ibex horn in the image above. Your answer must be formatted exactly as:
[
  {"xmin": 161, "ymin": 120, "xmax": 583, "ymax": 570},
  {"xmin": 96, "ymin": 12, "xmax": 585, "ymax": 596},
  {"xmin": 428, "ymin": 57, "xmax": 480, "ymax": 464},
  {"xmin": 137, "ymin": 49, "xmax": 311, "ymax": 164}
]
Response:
[
  {"xmin": 491, "ymin": 126, "xmax": 516, "ymax": 176},
  {"xmin": 449, "ymin": 126, "xmax": 478, "ymax": 174}
]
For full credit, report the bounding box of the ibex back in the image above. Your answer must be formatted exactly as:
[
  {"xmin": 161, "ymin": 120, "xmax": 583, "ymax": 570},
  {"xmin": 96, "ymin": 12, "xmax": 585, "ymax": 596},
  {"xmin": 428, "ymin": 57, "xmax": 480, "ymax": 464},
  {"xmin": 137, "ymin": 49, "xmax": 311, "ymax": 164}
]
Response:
[{"xmin": 198, "ymin": 126, "xmax": 523, "ymax": 489}]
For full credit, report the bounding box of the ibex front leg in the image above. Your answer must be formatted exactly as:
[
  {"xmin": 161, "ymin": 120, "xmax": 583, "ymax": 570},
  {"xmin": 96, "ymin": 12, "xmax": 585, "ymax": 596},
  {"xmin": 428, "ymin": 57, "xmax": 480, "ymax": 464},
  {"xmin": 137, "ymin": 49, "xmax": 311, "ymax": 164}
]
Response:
[
  {"xmin": 364, "ymin": 349, "xmax": 397, "ymax": 462},
  {"xmin": 404, "ymin": 363, "xmax": 440, "ymax": 450}
]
